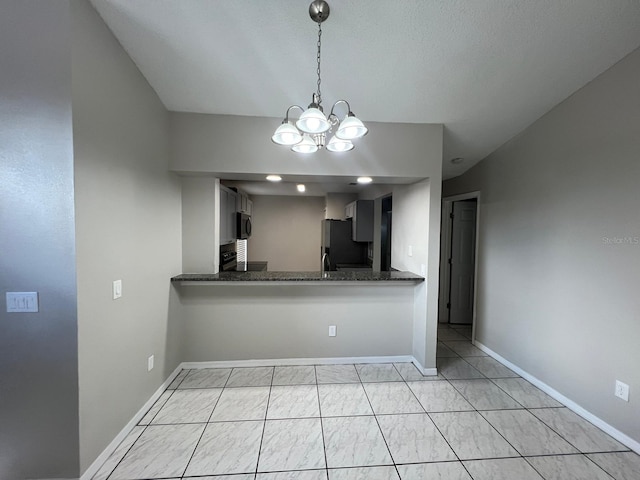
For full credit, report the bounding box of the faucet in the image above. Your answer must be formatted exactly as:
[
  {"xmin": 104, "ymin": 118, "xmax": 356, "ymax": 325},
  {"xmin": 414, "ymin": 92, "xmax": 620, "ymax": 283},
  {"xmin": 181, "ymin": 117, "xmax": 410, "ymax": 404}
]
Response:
[{"xmin": 321, "ymin": 253, "xmax": 329, "ymax": 277}]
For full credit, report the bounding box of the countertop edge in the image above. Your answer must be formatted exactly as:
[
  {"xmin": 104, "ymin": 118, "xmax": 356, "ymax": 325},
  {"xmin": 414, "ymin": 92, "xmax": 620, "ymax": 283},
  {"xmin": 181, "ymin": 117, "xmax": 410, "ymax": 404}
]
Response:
[
  {"xmin": 171, "ymin": 271, "xmax": 424, "ymax": 284},
  {"xmin": 174, "ymin": 280, "xmax": 421, "ymax": 286}
]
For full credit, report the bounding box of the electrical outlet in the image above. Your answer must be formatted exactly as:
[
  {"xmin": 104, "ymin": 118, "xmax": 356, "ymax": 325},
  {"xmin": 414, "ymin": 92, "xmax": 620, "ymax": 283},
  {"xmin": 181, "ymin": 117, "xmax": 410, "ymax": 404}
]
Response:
[
  {"xmin": 615, "ymin": 380, "xmax": 629, "ymax": 401},
  {"xmin": 328, "ymin": 325, "xmax": 337, "ymax": 337},
  {"xmin": 113, "ymin": 280, "xmax": 122, "ymax": 300},
  {"xmin": 148, "ymin": 355, "xmax": 154, "ymax": 372}
]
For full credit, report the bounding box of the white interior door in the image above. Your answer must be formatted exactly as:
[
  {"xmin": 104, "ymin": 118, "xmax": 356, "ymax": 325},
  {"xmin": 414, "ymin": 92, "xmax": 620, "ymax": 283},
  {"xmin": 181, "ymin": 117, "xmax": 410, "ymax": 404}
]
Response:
[{"xmin": 449, "ymin": 200, "xmax": 477, "ymax": 324}]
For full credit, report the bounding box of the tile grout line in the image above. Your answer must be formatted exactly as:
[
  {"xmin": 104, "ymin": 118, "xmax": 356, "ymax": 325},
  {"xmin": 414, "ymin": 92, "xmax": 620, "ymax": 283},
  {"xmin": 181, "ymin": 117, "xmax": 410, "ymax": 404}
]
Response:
[
  {"xmin": 523, "ymin": 405, "xmax": 630, "ymax": 459},
  {"xmin": 314, "ymin": 365, "xmax": 330, "ymax": 480},
  {"xmin": 437, "ymin": 333, "xmax": 531, "ymax": 469},
  {"xmin": 100, "ymin": 375, "xmax": 185, "ymax": 480},
  {"xmin": 436, "ymin": 327, "xmax": 527, "ymax": 478},
  {"xmin": 445, "ymin": 329, "xmax": 631, "ymax": 462},
  {"xmin": 441, "ymin": 358, "xmax": 528, "ymax": 466},
  {"xmin": 355, "ymin": 365, "xmax": 401, "ymax": 478},
  {"xmin": 401, "ymin": 365, "xmax": 477, "ymax": 480},
  {"xmin": 393, "ymin": 363, "xmax": 459, "ymax": 480},
  {"xmin": 443, "ymin": 325, "xmax": 633, "ymax": 465},
  {"xmin": 443, "ymin": 326, "xmax": 610, "ymax": 472},
  {"xmin": 179, "ymin": 368, "xmax": 230, "ymax": 478},
  {"xmin": 253, "ymin": 367, "xmax": 275, "ymax": 476},
  {"xmin": 447, "ymin": 378, "xmax": 526, "ymax": 412}
]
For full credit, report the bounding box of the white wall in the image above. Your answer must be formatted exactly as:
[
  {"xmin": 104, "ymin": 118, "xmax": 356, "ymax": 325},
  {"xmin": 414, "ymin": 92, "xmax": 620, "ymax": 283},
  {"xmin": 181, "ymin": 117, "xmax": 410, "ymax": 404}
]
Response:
[
  {"xmin": 179, "ymin": 284, "xmax": 414, "ymax": 361},
  {"xmin": 248, "ymin": 195, "xmax": 325, "ymax": 271},
  {"xmin": 72, "ymin": 0, "xmax": 183, "ymax": 472},
  {"xmin": 444, "ymin": 47, "xmax": 640, "ymax": 445},
  {"xmin": 0, "ymin": 1, "xmax": 79, "ymax": 478}
]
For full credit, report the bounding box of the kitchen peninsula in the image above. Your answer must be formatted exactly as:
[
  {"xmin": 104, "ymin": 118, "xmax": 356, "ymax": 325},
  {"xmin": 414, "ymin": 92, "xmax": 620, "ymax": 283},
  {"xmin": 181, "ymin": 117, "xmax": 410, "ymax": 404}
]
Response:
[{"xmin": 171, "ymin": 268, "xmax": 432, "ymax": 375}]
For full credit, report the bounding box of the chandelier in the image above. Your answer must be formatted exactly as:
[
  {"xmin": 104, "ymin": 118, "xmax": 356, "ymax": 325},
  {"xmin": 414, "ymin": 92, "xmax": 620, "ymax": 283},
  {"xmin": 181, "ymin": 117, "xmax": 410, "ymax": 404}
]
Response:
[{"xmin": 271, "ymin": 0, "xmax": 368, "ymax": 153}]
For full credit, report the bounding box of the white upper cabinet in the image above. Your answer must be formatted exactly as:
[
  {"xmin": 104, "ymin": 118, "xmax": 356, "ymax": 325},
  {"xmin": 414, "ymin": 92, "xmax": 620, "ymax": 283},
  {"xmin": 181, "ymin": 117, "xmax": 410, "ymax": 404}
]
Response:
[{"xmin": 236, "ymin": 190, "xmax": 252, "ymax": 215}]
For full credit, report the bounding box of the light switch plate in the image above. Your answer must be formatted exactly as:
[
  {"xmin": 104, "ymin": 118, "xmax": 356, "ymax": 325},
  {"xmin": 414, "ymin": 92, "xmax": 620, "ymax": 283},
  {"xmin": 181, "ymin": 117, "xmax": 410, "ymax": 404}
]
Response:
[
  {"xmin": 6, "ymin": 292, "xmax": 39, "ymax": 312},
  {"xmin": 148, "ymin": 355, "xmax": 154, "ymax": 372},
  {"xmin": 328, "ymin": 325, "xmax": 337, "ymax": 337},
  {"xmin": 408, "ymin": 245, "xmax": 413, "ymax": 257},
  {"xmin": 113, "ymin": 280, "xmax": 122, "ymax": 300}
]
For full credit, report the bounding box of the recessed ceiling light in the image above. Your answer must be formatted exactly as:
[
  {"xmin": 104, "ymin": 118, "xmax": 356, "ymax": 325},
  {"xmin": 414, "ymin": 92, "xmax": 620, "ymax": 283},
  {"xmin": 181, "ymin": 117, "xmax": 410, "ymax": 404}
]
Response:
[
  {"xmin": 357, "ymin": 176, "xmax": 373, "ymax": 184},
  {"xmin": 450, "ymin": 157, "xmax": 464, "ymax": 165},
  {"xmin": 266, "ymin": 175, "xmax": 282, "ymax": 182},
  {"xmin": 297, "ymin": 184, "xmax": 306, "ymax": 192}
]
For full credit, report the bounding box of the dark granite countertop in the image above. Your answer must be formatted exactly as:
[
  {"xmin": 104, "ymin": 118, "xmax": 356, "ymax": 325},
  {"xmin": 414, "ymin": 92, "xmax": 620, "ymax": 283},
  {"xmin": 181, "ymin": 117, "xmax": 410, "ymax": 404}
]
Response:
[{"xmin": 171, "ymin": 271, "xmax": 424, "ymax": 283}]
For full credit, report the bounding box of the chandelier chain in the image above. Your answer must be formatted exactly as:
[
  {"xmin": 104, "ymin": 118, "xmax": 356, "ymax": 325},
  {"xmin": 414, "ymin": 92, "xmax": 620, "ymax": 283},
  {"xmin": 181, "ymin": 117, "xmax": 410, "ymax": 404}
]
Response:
[
  {"xmin": 272, "ymin": 1, "xmax": 367, "ymax": 152},
  {"xmin": 316, "ymin": 21, "xmax": 322, "ymax": 105}
]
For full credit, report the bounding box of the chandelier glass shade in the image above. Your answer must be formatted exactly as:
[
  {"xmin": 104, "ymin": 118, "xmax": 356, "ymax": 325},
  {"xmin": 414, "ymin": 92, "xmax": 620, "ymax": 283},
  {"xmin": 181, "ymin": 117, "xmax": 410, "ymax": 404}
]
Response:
[
  {"xmin": 297, "ymin": 106, "xmax": 331, "ymax": 134},
  {"xmin": 291, "ymin": 135, "xmax": 319, "ymax": 154},
  {"xmin": 272, "ymin": 1, "xmax": 367, "ymax": 153},
  {"xmin": 271, "ymin": 122, "xmax": 303, "ymax": 146},
  {"xmin": 326, "ymin": 135, "xmax": 354, "ymax": 152}
]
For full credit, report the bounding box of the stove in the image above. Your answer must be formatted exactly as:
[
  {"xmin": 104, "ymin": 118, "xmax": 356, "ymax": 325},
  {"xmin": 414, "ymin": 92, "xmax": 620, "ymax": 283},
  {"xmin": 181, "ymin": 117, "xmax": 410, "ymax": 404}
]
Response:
[{"xmin": 220, "ymin": 251, "xmax": 237, "ymax": 272}]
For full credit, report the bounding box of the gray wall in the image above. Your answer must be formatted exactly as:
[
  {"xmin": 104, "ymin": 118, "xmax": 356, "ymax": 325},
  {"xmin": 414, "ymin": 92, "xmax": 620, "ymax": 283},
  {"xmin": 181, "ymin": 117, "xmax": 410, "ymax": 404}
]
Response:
[
  {"xmin": 392, "ymin": 180, "xmax": 441, "ymax": 370},
  {"xmin": 325, "ymin": 193, "xmax": 358, "ymax": 220},
  {"xmin": 248, "ymin": 195, "xmax": 325, "ymax": 271},
  {"xmin": 72, "ymin": 0, "xmax": 183, "ymax": 472},
  {"xmin": 170, "ymin": 114, "xmax": 443, "ymax": 370},
  {"xmin": 180, "ymin": 285, "xmax": 414, "ymax": 362},
  {"xmin": 170, "ymin": 112, "xmax": 443, "ymax": 180},
  {"xmin": 0, "ymin": 1, "xmax": 80, "ymax": 478},
  {"xmin": 182, "ymin": 177, "xmax": 219, "ymax": 273},
  {"xmin": 444, "ymin": 47, "xmax": 640, "ymax": 444}
]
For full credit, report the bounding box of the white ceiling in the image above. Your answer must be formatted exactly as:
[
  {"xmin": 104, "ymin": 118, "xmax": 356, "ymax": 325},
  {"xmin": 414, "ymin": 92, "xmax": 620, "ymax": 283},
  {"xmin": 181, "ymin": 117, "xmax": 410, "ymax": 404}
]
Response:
[{"xmin": 90, "ymin": 0, "xmax": 640, "ymax": 179}]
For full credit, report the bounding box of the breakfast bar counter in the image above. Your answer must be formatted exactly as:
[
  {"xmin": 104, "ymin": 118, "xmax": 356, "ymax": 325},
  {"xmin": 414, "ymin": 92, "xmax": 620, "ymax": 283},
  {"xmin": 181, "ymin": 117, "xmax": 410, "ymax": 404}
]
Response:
[
  {"xmin": 170, "ymin": 269, "xmax": 431, "ymax": 373},
  {"xmin": 171, "ymin": 270, "xmax": 423, "ymax": 284}
]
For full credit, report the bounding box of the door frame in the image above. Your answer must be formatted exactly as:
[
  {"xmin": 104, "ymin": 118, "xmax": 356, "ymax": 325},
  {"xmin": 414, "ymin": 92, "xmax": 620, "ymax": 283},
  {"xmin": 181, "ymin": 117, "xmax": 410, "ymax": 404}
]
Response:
[{"xmin": 439, "ymin": 191, "xmax": 481, "ymax": 341}]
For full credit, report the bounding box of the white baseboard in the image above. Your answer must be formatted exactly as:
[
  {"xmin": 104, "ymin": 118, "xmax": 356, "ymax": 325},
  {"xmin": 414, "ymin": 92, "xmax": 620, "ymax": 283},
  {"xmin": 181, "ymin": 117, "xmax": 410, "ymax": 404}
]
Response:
[
  {"xmin": 474, "ymin": 340, "xmax": 640, "ymax": 454},
  {"xmin": 182, "ymin": 355, "xmax": 414, "ymax": 369},
  {"xmin": 80, "ymin": 364, "xmax": 184, "ymax": 480},
  {"xmin": 411, "ymin": 358, "xmax": 438, "ymax": 376}
]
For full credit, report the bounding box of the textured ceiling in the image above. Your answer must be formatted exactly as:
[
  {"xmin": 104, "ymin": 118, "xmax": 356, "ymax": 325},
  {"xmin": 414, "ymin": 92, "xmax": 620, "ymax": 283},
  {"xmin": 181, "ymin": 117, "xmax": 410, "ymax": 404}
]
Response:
[{"xmin": 90, "ymin": 0, "xmax": 640, "ymax": 179}]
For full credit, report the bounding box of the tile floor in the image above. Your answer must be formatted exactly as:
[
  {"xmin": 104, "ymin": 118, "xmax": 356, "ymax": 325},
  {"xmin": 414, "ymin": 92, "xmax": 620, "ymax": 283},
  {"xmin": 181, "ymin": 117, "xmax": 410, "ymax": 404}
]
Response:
[{"xmin": 93, "ymin": 324, "xmax": 640, "ymax": 480}]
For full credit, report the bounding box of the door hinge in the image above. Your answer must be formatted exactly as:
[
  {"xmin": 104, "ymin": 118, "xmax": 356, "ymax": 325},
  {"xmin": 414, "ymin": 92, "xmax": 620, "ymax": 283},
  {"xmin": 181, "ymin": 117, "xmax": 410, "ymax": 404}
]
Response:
[
  {"xmin": 446, "ymin": 302, "xmax": 451, "ymax": 309},
  {"xmin": 449, "ymin": 212, "xmax": 454, "ymax": 219},
  {"xmin": 448, "ymin": 258, "xmax": 452, "ymax": 265}
]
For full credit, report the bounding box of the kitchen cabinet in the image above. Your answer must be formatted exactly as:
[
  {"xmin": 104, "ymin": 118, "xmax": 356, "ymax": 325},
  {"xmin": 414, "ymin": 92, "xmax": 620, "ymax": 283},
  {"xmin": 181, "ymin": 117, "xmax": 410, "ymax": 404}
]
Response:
[
  {"xmin": 345, "ymin": 202, "xmax": 355, "ymax": 219},
  {"xmin": 345, "ymin": 200, "xmax": 374, "ymax": 242},
  {"xmin": 236, "ymin": 190, "xmax": 253, "ymax": 216},
  {"xmin": 219, "ymin": 186, "xmax": 237, "ymax": 245}
]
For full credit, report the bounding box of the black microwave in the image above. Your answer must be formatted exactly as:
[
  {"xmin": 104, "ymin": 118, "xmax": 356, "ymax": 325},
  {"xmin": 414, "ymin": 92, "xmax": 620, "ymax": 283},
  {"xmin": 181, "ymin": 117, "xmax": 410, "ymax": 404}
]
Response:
[{"xmin": 237, "ymin": 213, "xmax": 252, "ymax": 239}]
